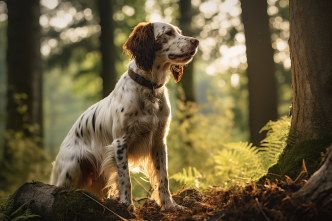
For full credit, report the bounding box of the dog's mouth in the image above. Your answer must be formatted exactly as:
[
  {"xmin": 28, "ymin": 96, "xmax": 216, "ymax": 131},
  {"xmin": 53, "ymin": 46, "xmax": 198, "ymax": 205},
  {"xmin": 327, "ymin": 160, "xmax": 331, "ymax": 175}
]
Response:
[{"xmin": 168, "ymin": 50, "xmax": 196, "ymax": 62}]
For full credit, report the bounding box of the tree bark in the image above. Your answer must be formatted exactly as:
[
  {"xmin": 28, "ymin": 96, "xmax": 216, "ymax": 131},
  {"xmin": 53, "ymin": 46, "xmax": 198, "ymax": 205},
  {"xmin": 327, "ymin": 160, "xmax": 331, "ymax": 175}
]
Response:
[
  {"xmin": 178, "ymin": 0, "xmax": 196, "ymax": 103},
  {"xmin": 267, "ymin": 0, "xmax": 332, "ymax": 179},
  {"xmin": 289, "ymin": 0, "xmax": 332, "ymax": 141},
  {"xmin": 291, "ymin": 1, "xmax": 332, "ymax": 206},
  {"xmin": 6, "ymin": 0, "xmax": 43, "ymax": 141},
  {"xmin": 241, "ymin": 0, "xmax": 278, "ymax": 146},
  {"xmin": 98, "ymin": 0, "xmax": 117, "ymax": 98}
]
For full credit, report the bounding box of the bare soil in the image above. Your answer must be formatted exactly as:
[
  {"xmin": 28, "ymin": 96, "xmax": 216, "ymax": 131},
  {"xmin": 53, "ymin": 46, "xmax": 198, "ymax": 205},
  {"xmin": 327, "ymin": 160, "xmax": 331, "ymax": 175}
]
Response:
[{"xmin": 1, "ymin": 180, "xmax": 332, "ymax": 221}]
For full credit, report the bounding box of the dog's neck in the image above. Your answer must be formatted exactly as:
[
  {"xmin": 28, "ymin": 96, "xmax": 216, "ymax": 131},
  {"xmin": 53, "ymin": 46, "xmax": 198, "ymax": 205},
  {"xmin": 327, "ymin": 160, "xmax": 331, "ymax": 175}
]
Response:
[{"xmin": 128, "ymin": 60, "xmax": 172, "ymax": 87}]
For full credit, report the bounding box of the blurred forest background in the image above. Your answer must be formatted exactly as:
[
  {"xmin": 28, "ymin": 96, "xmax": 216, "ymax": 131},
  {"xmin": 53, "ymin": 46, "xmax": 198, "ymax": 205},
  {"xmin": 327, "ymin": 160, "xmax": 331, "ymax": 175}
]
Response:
[{"xmin": 0, "ymin": 0, "xmax": 292, "ymax": 200}]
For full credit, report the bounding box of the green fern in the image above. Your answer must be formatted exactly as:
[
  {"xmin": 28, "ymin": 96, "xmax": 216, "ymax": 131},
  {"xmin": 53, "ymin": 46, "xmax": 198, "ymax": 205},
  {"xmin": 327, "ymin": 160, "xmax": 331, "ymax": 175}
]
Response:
[
  {"xmin": 0, "ymin": 201, "xmax": 40, "ymax": 221},
  {"xmin": 170, "ymin": 166, "xmax": 202, "ymax": 188},
  {"xmin": 170, "ymin": 116, "xmax": 291, "ymax": 189},
  {"xmin": 214, "ymin": 142, "xmax": 265, "ymax": 183},
  {"xmin": 258, "ymin": 116, "xmax": 291, "ymax": 170}
]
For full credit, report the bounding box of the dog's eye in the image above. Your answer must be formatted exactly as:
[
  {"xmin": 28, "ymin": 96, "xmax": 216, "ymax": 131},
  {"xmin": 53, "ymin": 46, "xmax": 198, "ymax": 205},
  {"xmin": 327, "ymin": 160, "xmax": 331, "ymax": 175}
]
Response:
[{"xmin": 166, "ymin": 31, "xmax": 173, "ymax": 36}]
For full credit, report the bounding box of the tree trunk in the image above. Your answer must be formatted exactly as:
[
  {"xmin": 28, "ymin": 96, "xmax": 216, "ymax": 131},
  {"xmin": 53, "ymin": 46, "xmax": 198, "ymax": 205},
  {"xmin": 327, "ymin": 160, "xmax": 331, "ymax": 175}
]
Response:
[
  {"xmin": 289, "ymin": 0, "xmax": 332, "ymax": 141},
  {"xmin": 240, "ymin": 0, "xmax": 278, "ymax": 146},
  {"xmin": 294, "ymin": 144, "xmax": 332, "ymax": 209},
  {"xmin": 268, "ymin": 0, "xmax": 332, "ymax": 179},
  {"xmin": 6, "ymin": 0, "xmax": 43, "ymax": 141},
  {"xmin": 178, "ymin": 0, "xmax": 196, "ymax": 103},
  {"xmin": 98, "ymin": 0, "xmax": 117, "ymax": 98}
]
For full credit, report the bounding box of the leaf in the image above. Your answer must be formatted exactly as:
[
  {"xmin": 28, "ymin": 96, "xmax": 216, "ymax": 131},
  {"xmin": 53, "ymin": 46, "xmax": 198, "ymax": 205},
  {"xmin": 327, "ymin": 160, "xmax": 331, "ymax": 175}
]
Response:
[{"xmin": 171, "ymin": 166, "xmax": 202, "ymax": 188}]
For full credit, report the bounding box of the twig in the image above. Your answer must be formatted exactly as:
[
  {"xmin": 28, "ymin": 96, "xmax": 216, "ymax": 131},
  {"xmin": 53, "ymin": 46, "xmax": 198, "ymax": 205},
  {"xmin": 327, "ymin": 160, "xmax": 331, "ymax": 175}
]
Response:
[
  {"xmin": 267, "ymin": 173, "xmax": 282, "ymax": 177},
  {"xmin": 294, "ymin": 159, "xmax": 308, "ymax": 182},
  {"xmin": 146, "ymin": 185, "xmax": 152, "ymax": 198},
  {"xmin": 133, "ymin": 197, "xmax": 149, "ymax": 202},
  {"xmin": 133, "ymin": 177, "xmax": 150, "ymax": 194},
  {"xmin": 82, "ymin": 192, "xmax": 127, "ymax": 221},
  {"xmin": 284, "ymin": 175, "xmax": 294, "ymax": 185},
  {"xmin": 177, "ymin": 184, "xmax": 186, "ymax": 189},
  {"xmin": 255, "ymin": 198, "xmax": 271, "ymax": 221}
]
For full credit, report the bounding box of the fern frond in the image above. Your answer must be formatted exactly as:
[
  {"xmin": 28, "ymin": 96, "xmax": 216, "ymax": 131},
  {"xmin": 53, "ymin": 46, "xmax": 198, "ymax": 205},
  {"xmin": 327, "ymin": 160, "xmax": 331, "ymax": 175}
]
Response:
[
  {"xmin": 214, "ymin": 142, "xmax": 265, "ymax": 185},
  {"xmin": 170, "ymin": 166, "xmax": 201, "ymax": 188},
  {"xmin": 171, "ymin": 116, "xmax": 291, "ymax": 189},
  {"xmin": 259, "ymin": 116, "xmax": 291, "ymax": 169}
]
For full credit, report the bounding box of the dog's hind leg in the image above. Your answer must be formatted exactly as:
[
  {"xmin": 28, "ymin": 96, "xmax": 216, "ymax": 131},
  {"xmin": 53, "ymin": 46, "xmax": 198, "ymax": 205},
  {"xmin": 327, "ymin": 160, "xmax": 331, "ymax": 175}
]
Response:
[
  {"xmin": 51, "ymin": 150, "xmax": 107, "ymax": 198},
  {"xmin": 101, "ymin": 137, "xmax": 132, "ymax": 204},
  {"xmin": 50, "ymin": 152, "xmax": 81, "ymax": 187}
]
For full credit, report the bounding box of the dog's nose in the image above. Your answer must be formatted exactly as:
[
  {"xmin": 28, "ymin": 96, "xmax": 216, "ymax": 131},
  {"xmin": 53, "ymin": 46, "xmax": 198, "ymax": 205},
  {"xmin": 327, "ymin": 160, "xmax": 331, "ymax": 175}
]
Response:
[{"xmin": 190, "ymin": 38, "xmax": 199, "ymax": 47}]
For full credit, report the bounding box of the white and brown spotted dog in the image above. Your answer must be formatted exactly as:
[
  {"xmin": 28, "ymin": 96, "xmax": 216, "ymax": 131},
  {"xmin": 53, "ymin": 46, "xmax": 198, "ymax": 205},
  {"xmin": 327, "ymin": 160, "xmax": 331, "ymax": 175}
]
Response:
[{"xmin": 50, "ymin": 22, "xmax": 199, "ymax": 209}]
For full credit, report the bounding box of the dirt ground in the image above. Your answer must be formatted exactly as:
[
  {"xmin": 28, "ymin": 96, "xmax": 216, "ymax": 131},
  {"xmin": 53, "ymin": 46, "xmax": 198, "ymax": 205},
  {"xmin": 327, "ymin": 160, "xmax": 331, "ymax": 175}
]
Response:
[
  {"xmin": 1, "ymin": 179, "xmax": 332, "ymax": 221},
  {"xmin": 132, "ymin": 179, "xmax": 332, "ymax": 221}
]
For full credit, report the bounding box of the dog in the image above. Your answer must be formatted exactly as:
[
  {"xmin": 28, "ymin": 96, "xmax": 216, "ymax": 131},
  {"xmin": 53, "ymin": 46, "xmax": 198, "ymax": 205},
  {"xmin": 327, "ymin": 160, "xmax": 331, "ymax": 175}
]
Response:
[{"xmin": 50, "ymin": 22, "xmax": 199, "ymax": 209}]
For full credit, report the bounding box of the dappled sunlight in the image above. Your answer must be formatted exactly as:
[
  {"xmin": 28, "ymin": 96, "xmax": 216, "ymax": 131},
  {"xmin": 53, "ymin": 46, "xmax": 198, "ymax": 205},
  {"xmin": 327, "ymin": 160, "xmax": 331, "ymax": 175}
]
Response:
[
  {"xmin": 41, "ymin": 0, "xmax": 59, "ymax": 10},
  {"xmin": 0, "ymin": 1, "xmax": 7, "ymax": 22},
  {"xmin": 0, "ymin": 0, "xmax": 293, "ymax": 201}
]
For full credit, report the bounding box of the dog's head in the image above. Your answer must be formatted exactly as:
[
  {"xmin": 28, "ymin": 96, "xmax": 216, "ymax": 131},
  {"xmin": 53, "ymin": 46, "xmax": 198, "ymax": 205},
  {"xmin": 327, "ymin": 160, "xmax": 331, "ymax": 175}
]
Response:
[{"xmin": 123, "ymin": 22, "xmax": 199, "ymax": 83}]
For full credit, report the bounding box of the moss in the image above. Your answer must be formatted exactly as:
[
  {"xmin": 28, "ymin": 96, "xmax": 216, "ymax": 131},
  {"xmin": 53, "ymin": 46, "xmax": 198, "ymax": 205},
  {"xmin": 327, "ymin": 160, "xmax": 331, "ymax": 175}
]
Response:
[
  {"xmin": 8, "ymin": 182, "xmax": 134, "ymax": 221},
  {"xmin": 0, "ymin": 198, "xmax": 41, "ymax": 221},
  {"xmin": 51, "ymin": 187, "xmax": 133, "ymax": 221},
  {"xmin": 0, "ymin": 197, "xmax": 12, "ymax": 217},
  {"xmin": 267, "ymin": 137, "xmax": 332, "ymax": 180}
]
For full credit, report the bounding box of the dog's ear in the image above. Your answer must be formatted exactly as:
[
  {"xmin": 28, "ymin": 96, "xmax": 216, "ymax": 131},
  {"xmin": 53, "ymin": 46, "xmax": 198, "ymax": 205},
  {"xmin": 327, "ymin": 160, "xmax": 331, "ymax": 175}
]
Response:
[
  {"xmin": 123, "ymin": 22, "xmax": 157, "ymax": 72},
  {"xmin": 170, "ymin": 64, "xmax": 183, "ymax": 83}
]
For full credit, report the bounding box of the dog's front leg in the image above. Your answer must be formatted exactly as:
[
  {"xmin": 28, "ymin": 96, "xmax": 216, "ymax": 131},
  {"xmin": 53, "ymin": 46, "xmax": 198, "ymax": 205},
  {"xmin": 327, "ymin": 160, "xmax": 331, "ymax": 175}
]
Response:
[
  {"xmin": 114, "ymin": 137, "xmax": 132, "ymax": 204},
  {"xmin": 152, "ymin": 143, "xmax": 184, "ymax": 210}
]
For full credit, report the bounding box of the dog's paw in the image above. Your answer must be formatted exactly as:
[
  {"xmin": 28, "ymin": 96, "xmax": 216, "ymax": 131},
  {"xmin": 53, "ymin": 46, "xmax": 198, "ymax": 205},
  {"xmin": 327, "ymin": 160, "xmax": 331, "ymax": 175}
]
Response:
[
  {"xmin": 161, "ymin": 202, "xmax": 187, "ymax": 211},
  {"xmin": 128, "ymin": 204, "xmax": 136, "ymax": 212}
]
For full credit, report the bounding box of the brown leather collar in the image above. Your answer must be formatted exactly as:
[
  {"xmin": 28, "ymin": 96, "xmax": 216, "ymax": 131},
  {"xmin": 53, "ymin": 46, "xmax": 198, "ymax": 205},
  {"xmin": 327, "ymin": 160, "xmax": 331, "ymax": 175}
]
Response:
[{"xmin": 128, "ymin": 69, "xmax": 163, "ymax": 90}]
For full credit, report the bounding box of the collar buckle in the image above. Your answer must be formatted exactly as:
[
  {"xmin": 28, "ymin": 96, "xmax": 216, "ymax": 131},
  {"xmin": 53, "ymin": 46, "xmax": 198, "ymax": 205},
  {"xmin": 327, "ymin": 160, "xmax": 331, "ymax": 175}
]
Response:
[{"xmin": 135, "ymin": 75, "xmax": 142, "ymax": 83}]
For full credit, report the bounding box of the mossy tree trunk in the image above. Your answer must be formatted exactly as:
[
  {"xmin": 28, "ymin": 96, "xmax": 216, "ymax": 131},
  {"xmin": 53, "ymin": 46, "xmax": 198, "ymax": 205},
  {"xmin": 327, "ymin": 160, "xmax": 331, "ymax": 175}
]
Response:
[
  {"xmin": 241, "ymin": 0, "xmax": 278, "ymax": 146},
  {"xmin": 268, "ymin": 0, "xmax": 332, "ymax": 179},
  {"xmin": 98, "ymin": 0, "xmax": 118, "ymax": 98}
]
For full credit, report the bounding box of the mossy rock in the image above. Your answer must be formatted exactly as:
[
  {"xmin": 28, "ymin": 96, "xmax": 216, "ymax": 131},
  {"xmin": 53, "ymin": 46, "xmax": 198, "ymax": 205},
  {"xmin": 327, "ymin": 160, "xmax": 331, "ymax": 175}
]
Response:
[
  {"xmin": 267, "ymin": 137, "xmax": 332, "ymax": 181},
  {"xmin": 4, "ymin": 181, "xmax": 133, "ymax": 221}
]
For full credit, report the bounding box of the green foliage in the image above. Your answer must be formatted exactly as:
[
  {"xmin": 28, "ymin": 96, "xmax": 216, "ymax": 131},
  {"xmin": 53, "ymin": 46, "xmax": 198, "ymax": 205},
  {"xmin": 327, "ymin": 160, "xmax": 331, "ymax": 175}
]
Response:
[
  {"xmin": 171, "ymin": 116, "xmax": 291, "ymax": 189},
  {"xmin": 167, "ymin": 91, "xmax": 236, "ymax": 190},
  {"xmin": 0, "ymin": 200, "xmax": 40, "ymax": 221},
  {"xmin": 170, "ymin": 167, "xmax": 201, "ymax": 188},
  {"xmin": 268, "ymin": 136, "xmax": 332, "ymax": 180},
  {"xmin": 0, "ymin": 130, "xmax": 50, "ymax": 197},
  {"xmin": 0, "ymin": 94, "xmax": 50, "ymax": 197},
  {"xmin": 259, "ymin": 116, "xmax": 291, "ymax": 170},
  {"xmin": 214, "ymin": 142, "xmax": 263, "ymax": 187}
]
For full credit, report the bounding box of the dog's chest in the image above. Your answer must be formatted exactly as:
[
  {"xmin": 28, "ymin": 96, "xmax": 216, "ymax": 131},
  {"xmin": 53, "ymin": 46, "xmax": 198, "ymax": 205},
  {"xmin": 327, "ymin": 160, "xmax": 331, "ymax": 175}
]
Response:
[
  {"xmin": 133, "ymin": 93, "xmax": 169, "ymax": 134},
  {"xmin": 110, "ymin": 77, "xmax": 171, "ymax": 145}
]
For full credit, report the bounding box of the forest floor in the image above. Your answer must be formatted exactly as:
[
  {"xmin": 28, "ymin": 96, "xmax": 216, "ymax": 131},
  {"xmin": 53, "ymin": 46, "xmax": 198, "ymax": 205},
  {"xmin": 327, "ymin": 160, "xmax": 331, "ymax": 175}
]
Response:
[
  {"xmin": 132, "ymin": 179, "xmax": 332, "ymax": 221},
  {"xmin": 1, "ymin": 179, "xmax": 332, "ymax": 221}
]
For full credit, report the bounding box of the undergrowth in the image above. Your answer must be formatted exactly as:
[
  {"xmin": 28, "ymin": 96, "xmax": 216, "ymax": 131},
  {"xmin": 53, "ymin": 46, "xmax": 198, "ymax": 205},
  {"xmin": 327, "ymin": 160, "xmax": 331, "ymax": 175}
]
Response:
[
  {"xmin": 0, "ymin": 199, "xmax": 40, "ymax": 221},
  {"xmin": 0, "ymin": 93, "xmax": 50, "ymax": 197},
  {"xmin": 171, "ymin": 115, "xmax": 291, "ymax": 189}
]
